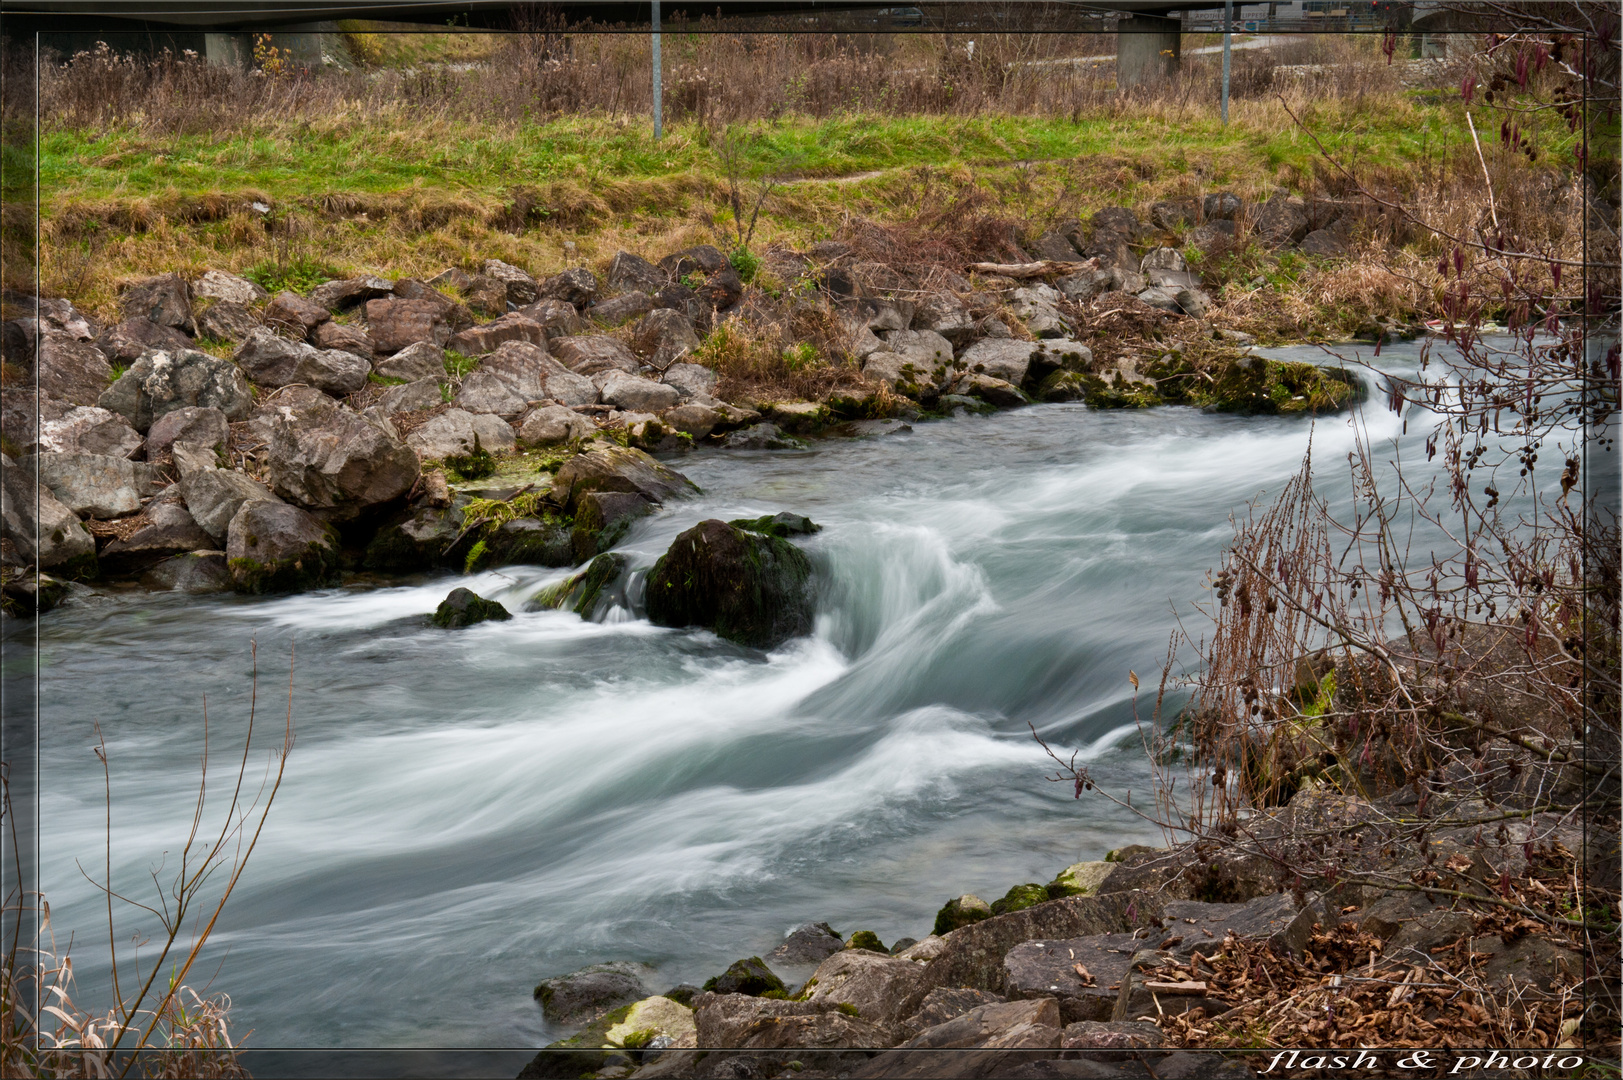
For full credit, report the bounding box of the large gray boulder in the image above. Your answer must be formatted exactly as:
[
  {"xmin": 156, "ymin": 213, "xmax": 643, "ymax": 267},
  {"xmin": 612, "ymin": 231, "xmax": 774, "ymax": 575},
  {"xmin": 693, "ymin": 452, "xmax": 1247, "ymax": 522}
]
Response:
[
  {"xmin": 98, "ymin": 349, "xmax": 252, "ymax": 432},
  {"xmin": 96, "ymin": 318, "xmax": 194, "ymax": 366},
  {"xmin": 800, "ymin": 949, "xmax": 933, "ymax": 1031},
  {"xmin": 478, "ymin": 340, "xmax": 552, "ymax": 398},
  {"xmin": 37, "ymin": 333, "xmax": 115, "ymax": 406},
  {"xmin": 633, "ymin": 308, "xmax": 702, "ymax": 368},
  {"xmin": 549, "ymin": 446, "xmax": 698, "ymax": 513},
  {"xmin": 265, "ymin": 395, "xmax": 419, "ymax": 516},
  {"xmin": 263, "ymin": 291, "xmax": 331, "ymax": 339},
  {"xmin": 23, "ymin": 452, "xmax": 140, "ymax": 518},
  {"xmin": 958, "ymin": 339, "xmax": 1041, "ymax": 386},
  {"xmin": 539, "ymin": 266, "xmax": 597, "ymax": 308},
  {"xmin": 595, "ymin": 370, "xmax": 680, "ymax": 413},
  {"xmin": 144, "ymin": 406, "xmax": 230, "ymax": 459},
  {"xmin": 454, "ymin": 372, "xmax": 528, "ymax": 416},
  {"xmin": 198, "ymin": 301, "xmax": 261, "ymax": 343},
  {"xmin": 552, "ymin": 336, "xmax": 639, "ymax": 376},
  {"xmin": 606, "ymin": 251, "xmax": 666, "ymax": 294},
  {"xmin": 375, "ymin": 377, "xmax": 445, "ymax": 415},
  {"xmin": 911, "ymin": 292, "xmax": 976, "ymax": 343},
  {"xmin": 364, "ymin": 297, "xmax": 453, "ymax": 354},
  {"xmin": 1256, "ymin": 195, "xmax": 1311, "ymax": 247},
  {"xmin": 225, "ymin": 500, "xmax": 341, "ymax": 594},
  {"xmin": 233, "ymin": 329, "xmax": 368, "ymax": 396},
  {"xmin": 515, "ymin": 298, "xmax": 585, "ymax": 339},
  {"xmin": 311, "ymin": 321, "xmax": 374, "ymax": 358},
  {"xmin": 405, "ymin": 409, "xmax": 515, "ymax": 460},
  {"xmin": 587, "ymin": 291, "xmax": 652, "ymax": 327},
  {"xmin": 142, "ymin": 550, "xmax": 232, "ymax": 594},
  {"xmin": 179, "ymin": 467, "xmax": 280, "ymax": 541},
  {"xmin": 192, "ymin": 270, "xmax": 268, "ymax": 306},
  {"xmin": 118, "ymin": 273, "xmax": 195, "ymax": 336},
  {"xmin": 516, "ymin": 405, "xmax": 591, "ymax": 447},
  {"xmin": 100, "ymin": 493, "xmax": 215, "ymax": 574},
  {"xmin": 37, "ymin": 406, "xmax": 142, "ymax": 459},
  {"xmin": 661, "ymin": 362, "xmax": 717, "ymax": 400},
  {"xmin": 881, "ymin": 328, "xmax": 954, "ymax": 368},
  {"xmin": 371, "ymin": 340, "xmax": 446, "ymax": 382},
  {"xmin": 482, "ymin": 259, "xmax": 539, "ymax": 306},
  {"xmin": 309, "ymin": 276, "xmax": 393, "ymax": 312},
  {"xmin": 0, "ymin": 456, "xmax": 96, "ymax": 571},
  {"xmin": 447, "ymin": 313, "xmax": 545, "ymax": 357},
  {"xmin": 1011, "ymin": 284, "xmax": 1067, "ymax": 338}
]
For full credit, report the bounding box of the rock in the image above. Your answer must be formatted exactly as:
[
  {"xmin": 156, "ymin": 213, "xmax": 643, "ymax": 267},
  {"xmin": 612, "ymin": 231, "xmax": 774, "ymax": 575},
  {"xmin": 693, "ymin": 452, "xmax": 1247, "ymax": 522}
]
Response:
[
  {"xmin": 261, "ymin": 292, "xmax": 331, "ymax": 340},
  {"xmin": 1003, "ymin": 933, "xmax": 1149, "ymax": 1023},
  {"xmin": 516, "ymin": 298, "xmax": 585, "ymax": 339},
  {"xmin": 475, "ymin": 340, "xmax": 554, "ymax": 397},
  {"xmin": 265, "ymin": 394, "xmax": 419, "ymax": 516},
  {"xmin": 472, "ymin": 516, "xmax": 574, "ymax": 572},
  {"xmin": 119, "ymin": 273, "xmax": 195, "ymax": 336},
  {"xmin": 447, "ymin": 313, "xmax": 545, "ymax": 356},
  {"xmin": 179, "ymin": 468, "xmax": 280, "ymax": 541},
  {"xmin": 768, "ymin": 922, "xmax": 846, "ymax": 966},
  {"xmin": 405, "ymin": 409, "xmax": 515, "ymax": 461},
  {"xmin": 37, "ymin": 406, "xmax": 142, "ymax": 459},
  {"xmin": 0, "ymin": 459, "xmax": 96, "ymax": 572},
  {"xmin": 993, "ymin": 884, "xmax": 1054, "ymax": 918},
  {"xmin": 309, "ymin": 276, "xmax": 393, "ymax": 312},
  {"xmin": 853, "ymin": 1000, "xmax": 1063, "ymax": 1079},
  {"xmin": 145, "ymin": 406, "xmax": 229, "ymax": 459},
  {"xmin": 1203, "ymin": 192, "xmax": 1243, "ymax": 221},
  {"xmin": 1136, "ymin": 287, "xmax": 1184, "ymax": 314},
  {"xmin": 141, "ymin": 549, "xmax": 232, "ymax": 593},
  {"xmin": 1150, "ymin": 199, "xmax": 1200, "ymax": 232},
  {"xmin": 225, "ymin": 500, "xmax": 341, "ymax": 594},
  {"xmin": 899, "ymin": 988, "xmax": 1009, "ymax": 1040},
  {"xmin": 841, "ymin": 315, "xmax": 886, "ymax": 361},
  {"xmin": 1173, "ymin": 287, "xmax": 1212, "ymax": 319},
  {"xmin": 0, "ymin": 570, "xmax": 76, "ymax": 615},
  {"xmin": 1051, "ymin": 862, "xmax": 1114, "ymax": 898},
  {"xmin": 37, "ymin": 334, "xmax": 114, "ymax": 406},
  {"xmin": 1299, "ymin": 229, "xmax": 1349, "ymax": 256},
  {"xmin": 1091, "ymin": 207, "xmax": 1138, "ymax": 238},
  {"xmin": 692, "ymin": 992, "xmax": 891, "ymax": 1051},
  {"xmin": 234, "ymin": 330, "xmax": 353, "ymax": 394},
  {"xmin": 729, "ymin": 512, "xmax": 820, "ymax": 538},
  {"xmin": 912, "ymin": 293, "xmax": 976, "ymax": 343},
  {"xmin": 23, "ymin": 452, "xmax": 140, "ymax": 518},
  {"xmin": 1141, "ymin": 247, "xmax": 1188, "ymax": 274},
  {"xmin": 721, "ymin": 422, "xmax": 805, "ymax": 451},
  {"xmin": 427, "ymin": 268, "xmax": 475, "ymax": 293},
  {"xmin": 455, "ymin": 371, "xmax": 529, "ymax": 416},
  {"xmin": 633, "ymin": 308, "xmax": 703, "ymax": 369},
  {"xmin": 1035, "ymin": 372, "xmax": 1088, "ymax": 403},
  {"xmin": 549, "ymin": 446, "xmax": 698, "ymax": 512},
  {"xmin": 1, "ymin": 390, "xmax": 65, "ymax": 455},
  {"xmin": 802, "ymin": 948, "xmax": 931, "ymax": 1029},
  {"xmin": 460, "ymin": 274, "xmax": 509, "ymax": 317},
  {"xmin": 1061, "ymin": 1020, "xmax": 1164, "ymax": 1057},
  {"xmin": 659, "ymin": 362, "xmax": 716, "ymax": 400},
  {"xmin": 97, "ymin": 318, "xmax": 194, "ymax": 366},
  {"xmin": 169, "ymin": 442, "xmax": 219, "ymax": 479},
  {"xmin": 192, "ymin": 270, "xmax": 267, "ymax": 306},
  {"xmin": 921, "ymin": 893, "xmax": 1163, "ymax": 995},
  {"xmin": 1055, "ymin": 268, "xmax": 1112, "ymax": 303},
  {"xmin": 98, "ymin": 349, "xmax": 250, "ymax": 434},
  {"xmin": 364, "ymin": 297, "xmax": 452, "ymax": 354},
  {"xmin": 198, "ymin": 301, "xmax": 261, "ymax": 343},
  {"xmin": 570, "ymin": 490, "xmax": 654, "ymax": 562},
  {"xmin": 704, "ymin": 957, "xmax": 786, "ymax": 997},
  {"xmin": 552, "ymin": 335, "xmax": 639, "ymax": 377},
  {"xmin": 1026, "ymin": 339, "xmax": 1093, "ymax": 384},
  {"xmin": 1255, "ymin": 195, "xmax": 1311, "ymax": 247},
  {"xmin": 310, "ymin": 320, "xmax": 374, "ymax": 358},
  {"xmin": 538, "ymin": 266, "xmax": 597, "ymax": 308},
  {"xmin": 362, "ymin": 500, "xmax": 468, "ymax": 572},
  {"xmin": 371, "ymin": 340, "xmax": 446, "ymax": 382},
  {"xmin": 881, "ymin": 328, "xmax": 955, "ymax": 371},
  {"xmin": 1473, "ymin": 932, "xmax": 1583, "ymax": 992},
  {"xmin": 846, "ymin": 418, "xmax": 913, "ymax": 438},
  {"xmin": 958, "ymin": 339, "xmax": 1038, "ymax": 386},
  {"xmin": 517, "ymin": 405, "xmax": 591, "ymax": 447},
  {"xmin": 533, "ymin": 962, "xmax": 652, "ymax": 1025},
  {"xmin": 1011, "ymin": 285, "xmax": 1068, "ymax": 338},
  {"xmin": 588, "ymin": 291, "xmax": 652, "ymax": 327},
  {"xmin": 607, "ymin": 251, "xmax": 667, "ymax": 294},
  {"xmin": 100, "ymin": 496, "xmax": 215, "ymax": 573},
  {"xmin": 934, "ymin": 895, "xmax": 994, "ymax": 936},
  {"xmin": 955, "ymin": 373, "xmax": 1030, "ymax": 409},
  {"xmin": 847, "ymin": 930, "xmax": 888, "ymax": 953},
  {"xmin": 532, "ymin": 552, "xmax": 626, "ymax": 616},
  {"xmin": 659, "ymin": 244, "xmax": 729, "ymax": 279},
  {"xmin": 1188, "ymin": 221, "xmax": 1238, "ymax": 250},
  {"xmin": 604, "ymin": 995, "xmax": 698, "ymax": 1050},
  {"xmin": 1031, "ymin": 232, "xmax": 1086, "ymax": 262},
  {"xmin": 1112, "ymin": 950, "xmax": 1230, "ymax": 1024},
  {"xmin": 430, "ymin": 587, "xmax": 511, "ymax": 628},
  {"xmin": 596, "ymin": 371, "xmax": 681, "ymax": 413},
  {"xmin": 645, "ymin": 519, "xmax": 814, "ymax": 649},
  {"xmin": 659, "ymin": 403, "xmax": 722, "ymax": 440},
  {"xmin": 376, "ymin": 377, "xmax": 446, "ymax": 415},
  {"xmin": 480, "ymin": 259, "xmax": 539, "ymax": 306}
]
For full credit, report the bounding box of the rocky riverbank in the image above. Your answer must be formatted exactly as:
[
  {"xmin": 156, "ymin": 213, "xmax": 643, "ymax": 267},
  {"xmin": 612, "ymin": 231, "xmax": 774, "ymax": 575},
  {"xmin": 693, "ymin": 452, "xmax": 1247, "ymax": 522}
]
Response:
[{"xmin": 0, "ymin": 195, "xmax": 1373, "ymax": 616}]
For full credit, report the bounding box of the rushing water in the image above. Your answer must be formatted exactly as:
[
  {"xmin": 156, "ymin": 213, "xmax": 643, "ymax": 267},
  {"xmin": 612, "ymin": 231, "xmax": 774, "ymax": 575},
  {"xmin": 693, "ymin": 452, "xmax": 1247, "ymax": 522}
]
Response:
[{"xmin": 12, "ymin": 339, "xmax": 1533, "ymax": 1056}]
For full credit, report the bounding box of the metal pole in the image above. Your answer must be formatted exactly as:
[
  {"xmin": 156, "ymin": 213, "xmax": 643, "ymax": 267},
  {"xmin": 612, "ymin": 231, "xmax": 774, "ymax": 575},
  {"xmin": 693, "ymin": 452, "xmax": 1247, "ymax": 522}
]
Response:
[
  {"xmin": 1221, "ymin": 0, "xmax": 1232, "ymax": 125},
  {"xmin": 651, "ymin": 0, "xmax": 663, "ymax": 140}
]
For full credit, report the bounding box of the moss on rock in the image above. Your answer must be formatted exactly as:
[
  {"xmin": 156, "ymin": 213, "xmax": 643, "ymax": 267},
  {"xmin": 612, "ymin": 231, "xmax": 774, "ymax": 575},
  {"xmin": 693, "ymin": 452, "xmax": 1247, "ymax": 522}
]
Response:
[
  {"xmin": 990, "ymin": 883, "xmax": 1051, "ymax": 917},
  {"xmin": 845, "ymin": 930, "xmax": 887, "ymax": 954}
]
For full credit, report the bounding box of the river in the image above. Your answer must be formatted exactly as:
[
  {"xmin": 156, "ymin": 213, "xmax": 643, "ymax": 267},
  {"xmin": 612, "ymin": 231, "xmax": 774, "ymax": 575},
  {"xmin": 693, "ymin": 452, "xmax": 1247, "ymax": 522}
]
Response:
[{"xmin": 13, "ymin": 337, "xmax": 1566, "ymax": 1067}]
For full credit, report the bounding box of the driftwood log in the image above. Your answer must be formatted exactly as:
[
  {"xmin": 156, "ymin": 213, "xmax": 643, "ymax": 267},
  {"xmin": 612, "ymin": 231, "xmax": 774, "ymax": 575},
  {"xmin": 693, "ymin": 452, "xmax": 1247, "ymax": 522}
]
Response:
[{"xmin": 964, "ymin": 258, "xmax": 1099, "ymax": 279}]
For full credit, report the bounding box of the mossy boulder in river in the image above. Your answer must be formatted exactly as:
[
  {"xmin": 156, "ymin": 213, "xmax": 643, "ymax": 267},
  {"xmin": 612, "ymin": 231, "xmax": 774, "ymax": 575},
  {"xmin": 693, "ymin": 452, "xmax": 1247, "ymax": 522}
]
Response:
[
  {"xmin": 430, "ymin": 587, "xmax": 511, "ymax": 628},
  {"xmin": 549, "ymin": 445, "xmax": 698, "ymax": 513},
  {"xmin": 645, "ymin": 519, "xmax": 815, "ymax": 649},
  {"xmin": 990, "ymin": 883, "xmax": 1052, "ymax": 917},
  {"xmin": 1050, "ymin": 861, "xmax": 1116, "ymax": 897},
  {"xmin": 729, "ymin": 512, "xmax": 821, "ymax": 538},
  {"xmin": 224, "ymin": 501, "xmax": 340, "ymax": 594},
  {"xmin": 532, "ymin": 553, "xmax": 626, "ymax": 619},
  {"xmin": 845, "ymin": 930, "xmax": 887, "ymax": 954},
  {"xmin": 1193, "ymin": 356, "xmax": 1360, "ymax": 415},
  {"xmin": 932, "ymin": 894, "xmax": 992, "ymax": 936},
  {"xmin": 702, "ymin": 956, "xmax": 786, "ymax": 997}
]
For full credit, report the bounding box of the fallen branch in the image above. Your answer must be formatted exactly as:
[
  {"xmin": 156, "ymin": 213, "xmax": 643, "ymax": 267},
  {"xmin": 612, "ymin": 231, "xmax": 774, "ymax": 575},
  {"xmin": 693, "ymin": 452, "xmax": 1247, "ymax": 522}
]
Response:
[{"xmin": 966, "ymin": 258, "xmax": 1096, "ymax": 279}]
